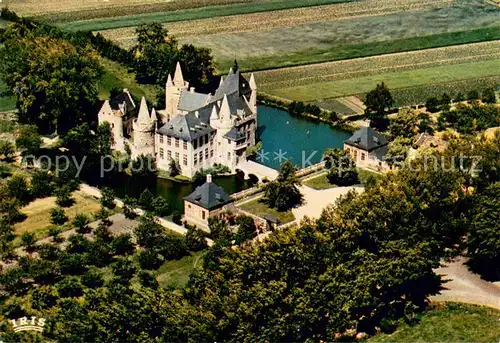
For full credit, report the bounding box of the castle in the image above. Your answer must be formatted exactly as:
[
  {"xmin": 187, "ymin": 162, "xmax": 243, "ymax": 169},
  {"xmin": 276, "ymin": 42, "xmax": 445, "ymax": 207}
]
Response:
[{"xmin": 98, "ymin": 62, "xmax": 258, "ymax": 178}]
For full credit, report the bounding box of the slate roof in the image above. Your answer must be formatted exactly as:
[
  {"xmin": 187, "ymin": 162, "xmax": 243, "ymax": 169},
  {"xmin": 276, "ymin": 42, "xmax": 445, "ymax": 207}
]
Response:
[
  {"xmin": 224, "ymin": 127, "xmax": 245, "ymax": 141},
  {"xmin": 184, "ymin": 181, "xmax": 232, "ymax": 210},
  {"xmin": 213, "ymin": 70, "xmax": 251, "ymax": 101},
  {"xmin": 344, "ymin": 127, "xmax": 388, "ymax": 152},
  {"xmin": 157, "ymin": 113, "xmax": 214, "ymax": 141},
  {"xmin": 178, "ymin": 90, "xmax": 210, "ymax": 112},
  {"xmin": 110, "ymin": 91, "xmax": 135, "ymax": 112}
]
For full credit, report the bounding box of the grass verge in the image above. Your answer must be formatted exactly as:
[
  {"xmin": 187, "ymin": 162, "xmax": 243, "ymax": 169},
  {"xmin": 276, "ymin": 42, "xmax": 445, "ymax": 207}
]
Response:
[
  {"xmin": 156, "ymin": 250, "xmax": 206, "ymax": 288},
  {"xmin": 98, "ymin": 58, "xmax": 157, "ymax": 101},
  {"xmin": 57, "ymin": 0, "xmax": 354, "ymax": 32},
  {"xmin": 303, "ymin": 173, "xmax": 335, "ymax": 190},
  {"xmin": 238, "ymin": 198, "xmax": 295, "ymax": 224},
  {"xmin": 368, "ymin": 302, "xmax": 500, "ymax": 343}
]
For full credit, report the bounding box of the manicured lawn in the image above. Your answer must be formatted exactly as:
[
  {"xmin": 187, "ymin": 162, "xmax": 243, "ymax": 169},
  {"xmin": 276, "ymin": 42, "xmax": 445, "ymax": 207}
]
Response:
[
  {"xmin": 13, "ymin": 191, "xmax": 102, "ymax": 241},
  {"xmin": 156, "ymin": 250, "xmax": 206, "ymax": 288},
  {"xmin": 98, "ymin": 58, "xmax": 157, "ymax": 101},
  {"xmin": 368, "ymin": 302, "xmax": 500, "ymax": 343},
  {"xmin": 271, "ymin": 59, "xmax": 500, "ymax": 102},
  {"xmin": 57, "ymin": 0, "xmax": 354, "ymax": 31},
  {"xmin": 303, "ymin": 173, "xmax": 335, "ymax": 190},
  {"xmin": 238, "ymin": 198, "xmax": 295, "ymax": 224},
  {"xmin": 358, "ymin": 168, "xmax": 381, "ymax": 184}
]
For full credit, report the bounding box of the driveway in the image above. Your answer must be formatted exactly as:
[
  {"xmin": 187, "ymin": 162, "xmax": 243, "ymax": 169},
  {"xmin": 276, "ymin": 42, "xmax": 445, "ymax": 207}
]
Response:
[{"xmin": 431, "ymin": 256, "xmax": 500, "ymax": 309}]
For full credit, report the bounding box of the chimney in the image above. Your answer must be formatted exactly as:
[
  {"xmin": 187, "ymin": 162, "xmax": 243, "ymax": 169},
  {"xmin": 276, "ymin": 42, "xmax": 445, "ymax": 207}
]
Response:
[
  {"xmin": 190, "ymin": 87, "xmax": 195, "ymax": 93},
  {"xmin": 206, "ymin": 174, "xmax": 212, "ymax": 183},
  {"xmin": 195, "ymin": 110, "xmax": 199, "ymax": 118},
  {"xmin": 123, "ymin": 88, "xmax": 128, "ymax": 93}
]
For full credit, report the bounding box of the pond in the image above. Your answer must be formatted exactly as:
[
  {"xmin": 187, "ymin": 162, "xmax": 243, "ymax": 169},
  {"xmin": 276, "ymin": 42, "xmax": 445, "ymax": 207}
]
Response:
[
  {"xmin": 115, "ymin": 105, "xmax": 351, "ymax": 212},
  {"xmin": 258, "ymin": 105, "xmax": 352, "ymax": 169}
]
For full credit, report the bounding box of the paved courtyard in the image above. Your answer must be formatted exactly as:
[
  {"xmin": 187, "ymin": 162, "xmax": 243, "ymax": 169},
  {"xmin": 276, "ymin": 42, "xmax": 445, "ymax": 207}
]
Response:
[{"xmin": 292, "ymin": 185, "xmax": 365, "ymax": 222}]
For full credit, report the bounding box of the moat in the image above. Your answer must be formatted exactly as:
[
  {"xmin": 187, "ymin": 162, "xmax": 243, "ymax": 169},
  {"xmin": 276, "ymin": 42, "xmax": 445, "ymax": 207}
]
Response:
[{"xmin": 117, "ymin": 105, "xmax": 351, "ymax": 212}]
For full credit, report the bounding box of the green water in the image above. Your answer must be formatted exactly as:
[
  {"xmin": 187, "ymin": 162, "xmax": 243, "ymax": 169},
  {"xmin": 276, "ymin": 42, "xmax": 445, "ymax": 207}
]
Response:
[
  {"xmin": 258, "ymin": 106, "xmax": 351, "ymax": 169},
  {"xmin": 116, "ymin": 105, "xmax": 350, "ymax": 212}
]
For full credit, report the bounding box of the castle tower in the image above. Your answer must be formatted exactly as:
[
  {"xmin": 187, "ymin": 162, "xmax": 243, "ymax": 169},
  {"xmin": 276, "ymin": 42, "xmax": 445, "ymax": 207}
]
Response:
[
  {"xmin": 97, "ymin": 99, "xmax": 125, "ymax": 153},
  {"xmin": 132, "ymin": 97, "xmax": 155, "ymax": 157},
  {"xmin": 165, "ymin": 62, "xmax": 189, "ymax": 119},
  {"xmin": 248, "ymin": 73, "xmax": 257, "ymax": 114}
]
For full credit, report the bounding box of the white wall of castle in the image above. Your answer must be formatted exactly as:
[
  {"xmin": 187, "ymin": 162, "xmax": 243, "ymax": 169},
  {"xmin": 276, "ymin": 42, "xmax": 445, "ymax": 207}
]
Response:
[{"xmin": 97, "ymin": 102, "xmax": 126, "ymax": 153}]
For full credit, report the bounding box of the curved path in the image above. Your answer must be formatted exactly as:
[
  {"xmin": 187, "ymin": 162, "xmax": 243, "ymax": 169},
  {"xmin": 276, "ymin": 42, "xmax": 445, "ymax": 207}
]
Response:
[{"xmin": 431, "ymin": 256, "xmax": 500, "ymax": 310}]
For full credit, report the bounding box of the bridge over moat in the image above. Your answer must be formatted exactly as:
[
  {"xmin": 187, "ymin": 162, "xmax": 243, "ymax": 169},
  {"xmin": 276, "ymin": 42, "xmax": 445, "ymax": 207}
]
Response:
[{"xmin": 236, "ymin": 160, "xmax": 279, "ymax": 181}]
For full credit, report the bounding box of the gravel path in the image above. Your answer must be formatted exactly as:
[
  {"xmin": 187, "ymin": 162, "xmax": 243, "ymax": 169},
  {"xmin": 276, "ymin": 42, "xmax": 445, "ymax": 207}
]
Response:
[{"xmin": 431, "ymin": 256, "xmax": 500, "ymax": 310}]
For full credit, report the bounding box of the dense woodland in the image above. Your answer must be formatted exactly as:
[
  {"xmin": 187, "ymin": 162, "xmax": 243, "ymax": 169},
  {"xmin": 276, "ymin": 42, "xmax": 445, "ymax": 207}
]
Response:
[{"xmin": 0, "ymin": 6, "xmax": 499, "ymax": 343}]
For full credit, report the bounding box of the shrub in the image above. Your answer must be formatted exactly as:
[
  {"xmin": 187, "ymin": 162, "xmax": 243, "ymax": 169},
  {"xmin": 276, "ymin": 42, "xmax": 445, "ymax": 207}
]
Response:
[
  {"xmin": 30, "ymin": 169, "xmax": 53, "ymax": 198},
  {"xmin": 138, "ymin": 189, "xmax": 154, "ymax": 211},
  {"xmin": 425, "ymin": 97, "xmax": 439, "ymax": 113},
  {"xmin": 186, "ymin": 224, "xmax": 207, "ymax": 251},
  {"xmin": 20, "ymin": 232, "xmax": 37, "ymax": 252},
  {"xmin": 55, "ymin": 186, "xmax": 74, "ymax": 207},
  {"xmin": 56, "ymin": 277, "xmax": 83, "ymax": 298},
  {"xmin": 136, "ymin": 249, "xmax": 163, "ymax": 270},
  {"xmin": 7, "ymin": 175, "xmax": 31, "ymax": 205},
  {"xmin": 72, "ymin": 214, "xmax": 90, "ymax": 234},
  {"xmin": 100, "ymin": 187, "xmax": 115, "ymax": 209},
  {"xmin": 138, "ymin": 270, "xmax": 158, "ymax": 289},
  {"xmin": 112, "ymin": 233, "xmax": 134, "ymax": 256},
  {"xmin": 0, "ymin": 139, "xmax": 14, "ymax": 159},
  {"xmin": 152, "ymin": 196, "xmax": 169, "ymax": 217},
  {"xmin": 172, "ymin": 210, "xmax": 182, "ymax": 225},
  {"xmin": 50, "ymin": 207, "xmax": 68, "ymax": 225},
  {"xmin": 31, "ymin": 286, "xmax": 58, "ymax": 310},
  {"xmin": 81, "ymin": 268, "xmax": 105, "ymax": 289}
]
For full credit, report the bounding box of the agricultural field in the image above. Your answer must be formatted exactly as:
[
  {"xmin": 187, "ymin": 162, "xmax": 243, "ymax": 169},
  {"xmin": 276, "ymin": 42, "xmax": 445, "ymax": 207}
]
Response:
[
  {"xmin": 52, "ymin": 0, "xmax": 355, "ymax": 30},
  {"xmin": 253, "ymin": 41, "xmax": 500, "ymax": 106},
  {"xmin": 99, "ymin": 0, "xmax": 453, "ymax": 48}
]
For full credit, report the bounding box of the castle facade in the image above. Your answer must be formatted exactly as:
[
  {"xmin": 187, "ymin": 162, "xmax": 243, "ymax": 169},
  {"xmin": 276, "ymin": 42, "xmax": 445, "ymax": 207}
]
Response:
[{"xmin": 97, "ymin": 62, "xmax": 258, "ymax": 178}]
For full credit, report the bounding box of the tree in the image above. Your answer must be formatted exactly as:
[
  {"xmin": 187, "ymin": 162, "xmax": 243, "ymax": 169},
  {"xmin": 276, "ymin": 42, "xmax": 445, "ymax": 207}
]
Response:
[
  {"xmin": 51, "ymin": 207, "xmax": 68, "ymax": 225},
  {"xmin": 467, "ymin": 90, "xmax": 480, "ymax": 101},
  {"xmin": 324, "ymin": 149, "xmax": 359, "ymax": 186},
  {"xmin": 467, "ymin": 182, "xmax": 500, "ymax": 281},
  {"xmin": 131, "ymin": 23, "xmax": 178, "ymax": 85},
  {"xmin": 30, "ymin": 169, "xmax": 53, "ymax": 198},
  {"xmin": 56, "ymin": 277, "xmax": 83, "ymax": 298},
  {"xmin": 31, "ymin": 286, "xmax": 58, "ymax": 310},
  {"xmin": 138, "ymin": 270, "xmax": 159, "ymax": 289},
  {"xmin": 15, "ymin": 125, "xmax": 42, "ymax": 155},
  {"xmin": 81, "ymin": 268, "xmax": 105, "ymax": 288},
  {"xmin": 55, "ymin": 186, "xmax": 74, "ymax": 207},
  {"xmin": 263, "ymin": 160, "xmax": 303, "ymax": 211},
  {"xmin": 234, "ymin": 215, "xmax": 256, "ymax": 245},
  {"xmin": 172, "ymin": 210, "xmax": 182, "ymax": 225},
  {"xmin": 20, "ymin": 232, "xmax": 36, "ymax": 252},
  {"xmin": 0, "ymin": 139, "xmax": 14, "ymax": 160},
  {"xmin": 49, "ymin": 227, "xmax": 63, "ymax": 243},
  {"xmin": 136, "ymin": 248, "xmax": 163, "ymax": 270},
  {"xmin": 169, "ymin": 158, "xmax": 180, "ymax": 177},
  {"xmin": 111, "ymin": 258, "xmax": 136, "ymax": 284},
  {"xmin": 0, "ymin": 33, "xmax": 102, "ymax": 133},
  {"xmin": 7, "ymin": 174, "xmax": 31, "ymax": 204},
  {"xmin": 123, "ymin": 196, "xmax": 137, "ymax": 219},
  {"xmin": 439, "ymin": 93, "xmax": 451, "ymax": 112},
  {"xmin": 364, "ymin": 82, "xmax": 393, "ymax": 130},
  {"xmin": 139, "ymin": 189, "xmax": 154, "ymax": 211},
  {"xmin": 60, "ymin": 253, "xmax": 88, "ymax": 275},
  {"xmin": 152, "ymin": 196, "xmax": 169, "ymax": 216},
  {"xmin": 425, "ymin": 97, "xmax": 439, "ymax": 113},
  {"xmin": 73, "ymin": 214, "xmax": 90, "ymax": 234},
  {"xmin": 186, "ymin": 224, "xmax": 207, "ymax": 251},
  {"xmin": 131, "ymin": 154, "xmax": 157, "ymax": 180},
  {"xmin": 481, "ymin": 87, "xmax": 496, "ymax": 104},
  {"xmin": 385, "ymin": 137, "xmax": 412, "ymax": 165},
  {"xmin": 100, "ymin": 187, "xmax": 115, "ymax": 209},
  {"xmin": 112, "ymin": 233, "xmax": 135, "ymax": 256},
  {"xmin": 177, "ymin": 44, "xmax": 216, "ymax": 93},
  {"xmin": 388, "ymin": 108, "xmax": 418, "ymax": 139},
  {"xmin": 454, "ymin": 92, "xmax": 465, "ymax": 102}
]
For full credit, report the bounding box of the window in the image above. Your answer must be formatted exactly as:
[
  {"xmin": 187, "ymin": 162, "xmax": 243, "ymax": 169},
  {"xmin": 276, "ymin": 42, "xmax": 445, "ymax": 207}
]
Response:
[
  {"xmin": 202, "ymin": 211, "xmax": 206, "ymax": 220},
  {"xmin": 183, "ymin": 154, "xmax": 188, "ymax": 166},
  {"xmin": 346, "ymin": 148, "xmax": 350, "ymax": 154},
  {"xmin": 183, "ymin": 140, "xmax": 188, "ymax": 150},
  {"xmin": 175, "ymin": 138, "xmax": 179, "ymax": 148},
  {"xmin": 210, "ymin": 150, "xmax": 214, "ymax": 157},
  {"xmin": 167, "ymin": 136, "xmax": 171, "ymax": 146},
  {"xmin": 361, "ymin": 153, "xmax": 366, "ymax": 161},
  {"xmin": 205, "ymin": 135, "xmax": 209, "ymax": 145},
  {"xmin": 205, "ymin": 148, "xmax": 209, "ymax": 159},
  {"xmin": 227, "ymin": 152, "xmax": 231, "ymax": 160},
  {"xmin": 354, "ymin": 150, "xmax": 358, "ymax": 160},
  {"xmin": 199, "ymin": 151, "xmax": 203, "ymax": 163},
  {"xmin": 193, "ymin": 140, "xmax": 198, "ymax": 150},
  {"xmin": 247, "ymin": 131, "xmax": 250, "ymax": 140},
  {"xmin": 159, "ymin": 135, "xmax": 163, "ymax": 144},
  {"xmin": 194, "ymin": 155, "xmax": 198, "ymax": 165},
  {"xmin": 159, "ymin": 148, "xmax": 164, "ymax": 159},
  {"xmin": 199, "ymin": 137, "xmax": 203, "ymax": 147},
  {"xmin": 175, "ymin": 152, "xmax": 179, "ymax": 161},
  {"xmin": 167, "ymin": 150, "xmax": 171, "ymax": 160}
]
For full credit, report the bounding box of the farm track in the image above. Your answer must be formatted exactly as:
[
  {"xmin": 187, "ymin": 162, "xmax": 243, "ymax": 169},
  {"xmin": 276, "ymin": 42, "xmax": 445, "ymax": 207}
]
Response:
[
  {"xmin": 254, "ymin": 41, "xmax": 500, "ymax": 90},
  {"xmin": 99, "ymin": 0, "xmax": 453, "ymax": 48}
]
